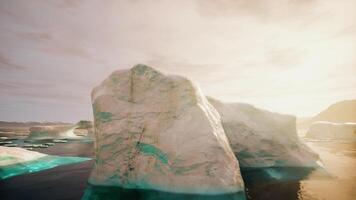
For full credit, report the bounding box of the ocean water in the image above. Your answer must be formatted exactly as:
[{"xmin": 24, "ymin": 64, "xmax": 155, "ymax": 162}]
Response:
[
  {"xmin": 0, "ymin": 140, "xmax": 355, "ymax": 200},
  {"xmin": 0, "ymin": 155, "xmax": 91, "ymax": 179},
  {"xmin": 82, "ymin": 184, "xmax": 246, "ymax": 200}
]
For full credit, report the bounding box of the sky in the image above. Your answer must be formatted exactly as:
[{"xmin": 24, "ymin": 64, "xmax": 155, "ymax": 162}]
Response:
[{"xmin": 0, "ymin": 0, "xmax": 355, "ymax": 122}]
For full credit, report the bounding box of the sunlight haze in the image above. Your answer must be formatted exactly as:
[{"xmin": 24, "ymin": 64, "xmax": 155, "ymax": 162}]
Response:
[{"xmin": 0, "ymin": 0, "xmax": 355, "ymax": 122}]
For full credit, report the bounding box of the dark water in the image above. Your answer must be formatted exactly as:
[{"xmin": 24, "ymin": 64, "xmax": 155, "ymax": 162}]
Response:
[
  {"xmin": 241, "ymin": 167, "xmax": 318, "ymax": 200},
  {"xmin": 82, "ymin": 184, "xmax": 246, "ymax": 200},
  {"xmin": 0, "ymin": 140, "xmax": 95, "ymax": 200},
  {"xmin": 0, "ymin": 140, "xmax": 355, "ymax": 200}
]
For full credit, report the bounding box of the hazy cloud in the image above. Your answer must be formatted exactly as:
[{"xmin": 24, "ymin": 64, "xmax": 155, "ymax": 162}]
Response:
[
  {"xmin": 16, "ymin": 31, "xmax": 52, "ymax": 41},
  {"xmin": 0, "ymin": 0, "xmax": 355, "ymax": 122},
  {"xmin": 0, "ymin": 54, "xmax": 26, "ymax": 70},
  {"xmin": 196, "ymin": 0, "xmax": 317, "ymax": 20}
]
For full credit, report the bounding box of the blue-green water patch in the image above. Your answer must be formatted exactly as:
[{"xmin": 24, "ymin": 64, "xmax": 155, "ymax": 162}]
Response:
[
  {"xmin": 236, "ymin": 150, "xmax": 254, "ymax": 159},
  {"xmin": 255, "ymin": 150, "xmax": 274, "ymax": 157},
  {"xmin": 92, "ymin": 104, "xmax": 113, "ymax": 124},
  {"xmin": 0, "ymin": 155, "xmax": 91, "ymax": 180},
  {"xmin": 111, "ymin": 76, "xmax": 119, "ymax": 84},
  {"xmin": 96, "ymin": 112, "xmax": 113, "ymax": 123},
  {"xmin": 28, "ymin": 131, "xmax": 50, "ymax": 139},
  {"xmin": 133, "ymin": 64, "xmax": 148, "ymax": 75},
  {"xmin": 82, "ymin": 183, "xmax": 246, "ymax": 200},
  {"xmin": 136, "ymin": 142, "xmax": 169, "ymax": 165}
]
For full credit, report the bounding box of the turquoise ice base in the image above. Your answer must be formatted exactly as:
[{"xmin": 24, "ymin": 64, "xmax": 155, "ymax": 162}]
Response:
[
  {"xmin": 82, "ymin": 183, "xmax": 246, "ymax": 200},
  {"xmin": 240, "ymin": 167, "xmax": 325, "ymax": 183},
  {"xmin": 0, "ymin": 155, "xmax": 91, "ymax": 179}
]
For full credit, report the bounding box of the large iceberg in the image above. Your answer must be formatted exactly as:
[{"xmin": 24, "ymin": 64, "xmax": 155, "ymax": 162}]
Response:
[
  {"xmin": 89, "ymin": 64, "xmax": 245, "ymax": 196},
  {"xmin": 0, "ymin": 146, "xmax": 91, "ymax": 179},
  {"xmin": 27, "ymin": 125, "xmax": 81, "ymax": 140},
  {"xmin": 306, "ymin": 121, "xmax": 356, "ymax": 140},
  {"xmin": 208, "ymin": 97, "xmax": 319, "ymax": 168}
]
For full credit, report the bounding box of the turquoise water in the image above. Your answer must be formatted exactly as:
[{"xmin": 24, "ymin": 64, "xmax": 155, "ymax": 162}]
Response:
[
  {"xmin": 1, "ymin": 141, "xmax": 355, "ymax": 200},
  {"xmin": 81, "ymin": 168, "xmax": 317, "ymax": 200},
  {"xmin": 0, "ymin": 155, "xmax": 91, "ymax": 179},
  {"xmin": 82, "ymin": 184, "xmax": 246, "ymax": 200}
]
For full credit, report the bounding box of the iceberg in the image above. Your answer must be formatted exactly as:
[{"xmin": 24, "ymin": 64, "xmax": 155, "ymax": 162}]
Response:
[
  {"xmin": 88, "ymin": 64, "xmax": 245, "ymax": 196},
  {"xmin": 0, "ymin": 146, "xmax": 91, "ymax": 179},
  {"xmin": 208, "ymin": 97, "xmax": 319, "ymax": 168},
  {"xmin": 74, "ymin": 120, "xmax": 94, "ymax": 137},
  {"xmin": 306, "ymin": 121, "xmax": 356, "ymax": 140},
  {"xmin": 27, "ymin": 125, "xmax": 82, "ymax": 140}
]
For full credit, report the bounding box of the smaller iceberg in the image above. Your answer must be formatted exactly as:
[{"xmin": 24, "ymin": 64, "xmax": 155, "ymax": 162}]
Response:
[
  {"xmin": 208, "ymin": 97, "xmax": 320, "ymax": 168},
  {"xmin": 0, "ymin": 146, "xmax": 91, "ymax": 179},
  {"xmin": 306, "ymin": 121, "xmax": 356, "ymax": 140},
  {"xmin": 27, "ymin": 125, "xmax": 82, "ymax": 140},
  {"xmin": 74, "ymin": 120, "xmax": 94, "ymax": 138}
]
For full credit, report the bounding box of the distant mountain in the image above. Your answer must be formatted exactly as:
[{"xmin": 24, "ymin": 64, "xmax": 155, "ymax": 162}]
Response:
[
  {"xmin": 0, "ymin": 121, "xmax": 73, "ymax": 127},
  {"xmin": 297, "ymin": 100, "xmax": 356, "ymax": 129},
  {"xmin": 311, "ymin": 100, "xmax": 356, "ymax": 123},
  {"xmin": 0, "ymin": 121, "xmax": 74, "ymax": 137}
]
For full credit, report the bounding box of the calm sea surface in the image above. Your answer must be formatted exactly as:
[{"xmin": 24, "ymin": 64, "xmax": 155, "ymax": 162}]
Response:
[{"xmin": 0, "ymin": 140, "xmax": 355, "ymax": 200}]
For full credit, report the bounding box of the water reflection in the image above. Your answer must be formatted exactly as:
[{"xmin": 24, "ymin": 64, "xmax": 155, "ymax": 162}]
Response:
[
  {"xmin": 81, "ymin": 168, "xmax": 320, "ymax": 200},
  {"xmin": 241, "ymin": 167, "xmax": 317, "ymax": 200},
  {"xmin": 82, "ymin": 184, "xmax": 246, "ymax": 200}
]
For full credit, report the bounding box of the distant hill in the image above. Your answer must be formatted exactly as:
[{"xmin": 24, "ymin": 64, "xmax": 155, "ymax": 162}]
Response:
[
  {"xmin": 297, "ymin": 100, "xmax": 356, "ymax": 129},
  {"xmin": 0, "ymin": 121, "xmax": 74, "ymax": 137},
  {"xmin": 0, "ymin": 121, "xmax": 73, "ymax": 127},
  {"xmin": 312, "ymin": 100, "xmax": 356, "ymax": 123}
]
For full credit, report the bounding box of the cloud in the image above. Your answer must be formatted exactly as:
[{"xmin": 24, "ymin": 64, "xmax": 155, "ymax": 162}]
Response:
[
  {"xmin": 145, "ymin": 55, "xmax": 223, "ymax": 81},
  {"xmin": 16, "ymin": 31, "xmax": 52, "ymax": 41},
  {"xmin": 265, "ymin": 48, "xmax": 304, "ymax": 67},
  {"xmin": 0, "ymin": 54, "xmax": 26, "ymax": 70},
  {"xmin": 41, "ymin": 45, "xmax": 106, "ymax": 63},
  {"xmin": 60, "ymin": 0, "xmax": 83, "ymax": 8},
  {"xmin": 195, "ymin": 0, "xmax": 317, "ymax": 21},
  {"xmin": 0, "ymin": 0, "xmax": 355, "ymax": 121},
  {"xmin": 332, "ymin": 25, "xmax": 356, "ymax": 38}
]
